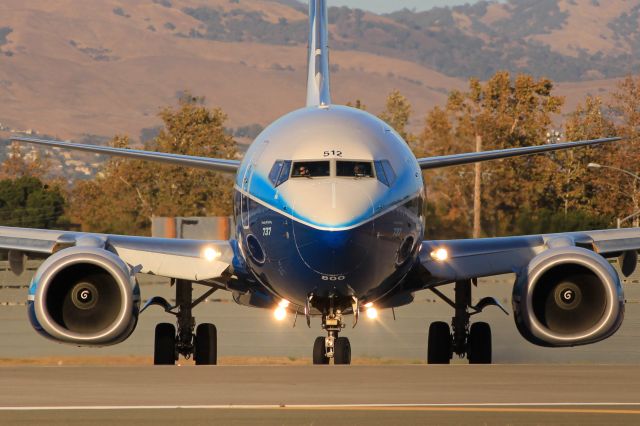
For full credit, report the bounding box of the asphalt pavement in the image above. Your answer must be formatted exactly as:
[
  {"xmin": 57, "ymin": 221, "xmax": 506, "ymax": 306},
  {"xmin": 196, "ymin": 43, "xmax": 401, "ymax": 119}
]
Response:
[{"xmin": 1, "ymin": 365, "xmax": 640, "ymax": 425}]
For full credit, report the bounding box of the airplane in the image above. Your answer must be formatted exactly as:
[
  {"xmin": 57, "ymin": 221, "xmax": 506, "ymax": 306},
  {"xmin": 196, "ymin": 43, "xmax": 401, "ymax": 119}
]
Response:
[{"xmin": 1, "ymin": 0, "xmax": 633, "ymax": 365}]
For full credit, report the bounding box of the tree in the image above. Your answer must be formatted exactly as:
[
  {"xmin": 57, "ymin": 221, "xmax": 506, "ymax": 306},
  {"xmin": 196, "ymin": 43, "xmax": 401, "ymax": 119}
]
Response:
[
  {"xmin": 346, "ymin": 99, "xmax": 367, "ymax": 110},
  {"xmin": 0, "ymin": 176, "xmax": 66, "ymax": 228},
  {"xmin": 379, "ymin": 90, "xmax": 415, "ymax": 144},
  {"xmin": 0, "ymin": 142, "xmax": 67, "ymax": 229},
  {"xmin": 420, "ymin": 106, "xmax": 474, "ymax": 238},
  {"xmin": 70, "ymin": 136, "xmax": 151, "ymax": 235},
  {"xmin": 148, "ymin": 94, "xmax": 237, "ymax": 218},
  {"xmin": 0, "ymin": 142, "xmax": 49, "ymax": 179},
  {"xmin": 543, "ymin": 96, "xmax": 616, "ymax": 225},
  {"xmin": 70, "ymin": 95, "xmax": 238, "ymax": 235},
  {"xmin": 420, "ymin": 72, "xmax": 565, "ymax": 237},
  {"xmin": 603, "ymin": 75, "xmax": 640, "ymax": 227}
]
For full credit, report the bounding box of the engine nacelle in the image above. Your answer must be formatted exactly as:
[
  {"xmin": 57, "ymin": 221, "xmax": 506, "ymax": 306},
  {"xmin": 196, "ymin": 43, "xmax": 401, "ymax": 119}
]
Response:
[
  {"xmin": 27, "ymin": 247, "xmax": 140, "ymax": 346},
  {"xmin": 512, "ymin": 247, "xmax": 624, "ymax": 347}
]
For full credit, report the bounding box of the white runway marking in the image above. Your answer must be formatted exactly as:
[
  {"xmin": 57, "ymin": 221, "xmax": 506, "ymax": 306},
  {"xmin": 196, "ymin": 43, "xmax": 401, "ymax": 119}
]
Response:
[{"xmin": 2, "ymin": 402, "xmax": 640, "ymax": 411}]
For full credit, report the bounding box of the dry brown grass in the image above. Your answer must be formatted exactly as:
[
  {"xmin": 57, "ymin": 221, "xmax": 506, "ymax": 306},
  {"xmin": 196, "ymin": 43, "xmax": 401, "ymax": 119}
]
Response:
[{"xmin": 0, "ymin": 356, "xmax": 427, "ymax": 366}]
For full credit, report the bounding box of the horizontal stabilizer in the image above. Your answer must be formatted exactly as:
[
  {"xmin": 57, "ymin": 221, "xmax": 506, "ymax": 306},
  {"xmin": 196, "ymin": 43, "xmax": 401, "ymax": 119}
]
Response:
[
  {"xmin": 418, "ymin": 137, "xmax": 621, "ymax": 170},
  {"xmin": 11, "ymin": 137, "xmax": 241, "ymax": 174}
]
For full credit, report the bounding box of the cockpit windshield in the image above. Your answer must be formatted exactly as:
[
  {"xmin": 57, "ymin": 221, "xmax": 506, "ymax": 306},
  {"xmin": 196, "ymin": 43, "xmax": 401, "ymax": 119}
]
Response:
[
  {"xmin": 336, "ymin": 161, "xmax": 373, "ymax": 178},
  {"xmin": 292, "ymin": 161, "xmax": 330, "ymax": 178}
]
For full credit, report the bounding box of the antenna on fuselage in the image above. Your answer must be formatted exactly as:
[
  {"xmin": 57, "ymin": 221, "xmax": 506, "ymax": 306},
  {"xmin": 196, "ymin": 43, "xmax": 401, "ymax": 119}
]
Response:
[{"xmin": 306, "ymin": 0, "xmax": 332, "ymax": 107}]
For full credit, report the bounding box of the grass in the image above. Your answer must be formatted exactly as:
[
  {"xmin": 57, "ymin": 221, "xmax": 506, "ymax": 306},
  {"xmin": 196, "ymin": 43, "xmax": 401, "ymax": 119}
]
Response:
[{"xmin": 0, "ymin": 356, "xmax": 428, "ymax": 366}]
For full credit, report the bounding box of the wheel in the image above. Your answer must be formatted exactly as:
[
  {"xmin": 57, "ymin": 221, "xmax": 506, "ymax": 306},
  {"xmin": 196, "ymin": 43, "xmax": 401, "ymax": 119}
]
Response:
[
  {"xmin": 313, "ymin": 336, "xmax": 329, "ymax": 365},
  {"xmin": 334, "ymin": 337, "xmax": 351, "ymax": 365},
  {"xmin": 428, "ymin": 321, "xmax": 451, "ymax": 364},
  {"xmin": 154, "ymin": 323, "xmax": 176, "ymax": 365},
  {"xmin": 468, "ymin": 322, "xmax": 492, "ymax": 364},
  {"xmin": 195, "ymin": 323, "xmax": 218, "ymax": 365}
]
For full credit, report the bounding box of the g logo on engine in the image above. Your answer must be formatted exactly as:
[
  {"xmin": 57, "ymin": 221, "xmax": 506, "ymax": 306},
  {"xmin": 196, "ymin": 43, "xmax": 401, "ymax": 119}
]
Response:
[
  {"xmin": 71, "ymin": 282, "xmax": 99, "ymax": 310},
  {"xmin": 562, "ymin": 289, "xmax": 575, "ymax": 304},
  {"xmin": 554, "ymin": 283, "xmax": 581, "ymax": 310},
  {"xmin": 79, "ymin": 289, "xmax": 92, "ymax": 302}
]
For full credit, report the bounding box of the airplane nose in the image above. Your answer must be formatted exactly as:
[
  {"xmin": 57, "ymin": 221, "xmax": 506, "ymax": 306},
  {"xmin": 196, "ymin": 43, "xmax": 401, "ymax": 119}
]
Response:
[
  {"xmin": 292, "ymin": 181, "xmax": 375, "ymax": 276},
  {"xmin": 292, "ymin": 181, "xmax": 374, "ymax": 228}
]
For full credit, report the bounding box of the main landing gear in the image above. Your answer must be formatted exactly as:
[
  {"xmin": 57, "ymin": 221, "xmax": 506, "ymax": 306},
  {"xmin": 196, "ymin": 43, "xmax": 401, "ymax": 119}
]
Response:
[
  {"xmin": 144, "ymin": 279, "xmax": 218, "ymax": 366},
  {"xmin": 427, "ymin": 280, "xmax": 507, "ymax": 365},
  {"xmin": 312, "ymin": 299, "xmax": 351, "ymax": 365}
]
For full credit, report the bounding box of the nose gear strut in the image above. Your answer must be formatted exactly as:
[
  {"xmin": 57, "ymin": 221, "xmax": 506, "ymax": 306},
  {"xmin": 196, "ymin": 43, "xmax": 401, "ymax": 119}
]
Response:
[{"xmin": 312, "ymin": 295, "xmax": 352, "ymax": 365}]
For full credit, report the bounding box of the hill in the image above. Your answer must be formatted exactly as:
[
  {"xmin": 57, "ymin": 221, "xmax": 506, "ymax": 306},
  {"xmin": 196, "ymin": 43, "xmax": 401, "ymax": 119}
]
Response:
[{"xmin": 0, "ymin": 0, "xmax": 635, "ymax": 143}]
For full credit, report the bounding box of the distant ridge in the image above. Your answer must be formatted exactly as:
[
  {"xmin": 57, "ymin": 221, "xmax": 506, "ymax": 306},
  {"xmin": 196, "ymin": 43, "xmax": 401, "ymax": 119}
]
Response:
[{"xmin": 0, "ymin": 0, "xmax": 632, "ymax": 141}]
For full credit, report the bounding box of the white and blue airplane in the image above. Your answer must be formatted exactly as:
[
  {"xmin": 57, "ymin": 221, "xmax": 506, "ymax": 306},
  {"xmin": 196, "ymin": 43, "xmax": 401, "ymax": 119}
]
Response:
[{"xmin": 2, "ymin": 0, "xmax": 634, "ymax": 365}]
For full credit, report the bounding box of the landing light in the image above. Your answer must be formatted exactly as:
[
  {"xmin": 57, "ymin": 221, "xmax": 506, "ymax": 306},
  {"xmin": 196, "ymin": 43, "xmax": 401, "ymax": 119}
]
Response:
[
  {"xmin": 203, "ymin": 247, "xmax": 221, "ymax": 262},
  {"xmin": 278, "ymin": 299, "xmax": 290, "ymax": 308},
  {"xmin": 430, "ymin": 248, "xmax": 449, "ymax": 262},
  {"xmin": 364, "ymin": 303, "xmax": 378, "ymax": 320},
  {"xmin": 366, "ymin": 307, "xmax": 378, "ymax": 320},
  {"xmin": 274, "ymin": 306, "xmax": 287, "ymax": 321}
]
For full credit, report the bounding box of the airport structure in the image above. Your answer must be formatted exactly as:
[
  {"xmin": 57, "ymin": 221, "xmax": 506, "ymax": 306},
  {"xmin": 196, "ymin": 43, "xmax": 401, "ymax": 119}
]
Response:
[
  {"xmin": 0, "ymin": 0, "xmax": 637, "ymax": 367},
  {"xmin": 151, "ymin": 217, "xmax": 232, "ymax": 241}
]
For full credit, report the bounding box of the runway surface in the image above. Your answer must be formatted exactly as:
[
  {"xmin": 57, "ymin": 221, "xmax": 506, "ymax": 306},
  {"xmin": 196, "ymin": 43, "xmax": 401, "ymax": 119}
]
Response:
[{"xmin": 1, "ymin": 365, "xmax": 640, "ymax": 424}]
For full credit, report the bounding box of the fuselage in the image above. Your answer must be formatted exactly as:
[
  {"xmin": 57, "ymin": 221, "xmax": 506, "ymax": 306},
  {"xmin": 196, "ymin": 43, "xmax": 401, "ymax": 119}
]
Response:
[{"xmin": 233, "ymin": 105, "xmax": 424, "ymax": 311}]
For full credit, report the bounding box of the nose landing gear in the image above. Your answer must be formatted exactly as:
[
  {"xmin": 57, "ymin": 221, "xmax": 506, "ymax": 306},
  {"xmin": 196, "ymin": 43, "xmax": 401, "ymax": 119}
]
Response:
[{"xmin": 312, "ymin": 304, "xmax": 352, "ymax": 365}]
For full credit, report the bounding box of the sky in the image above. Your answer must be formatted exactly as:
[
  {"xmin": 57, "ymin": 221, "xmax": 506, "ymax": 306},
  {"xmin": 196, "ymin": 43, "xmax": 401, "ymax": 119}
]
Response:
[{"xmin": 329, "ymin": 0, "xmax": 486, "ymax": 14}]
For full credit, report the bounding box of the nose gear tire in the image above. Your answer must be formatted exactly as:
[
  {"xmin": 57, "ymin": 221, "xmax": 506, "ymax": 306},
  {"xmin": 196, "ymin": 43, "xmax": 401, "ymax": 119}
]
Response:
[
  {"xmin": 313, "ymin": 336, "xmax": 329, "ymax": 365},
  {"xmin": 334, "ymin": 337, "xmax": 351, "ymax": 365}
]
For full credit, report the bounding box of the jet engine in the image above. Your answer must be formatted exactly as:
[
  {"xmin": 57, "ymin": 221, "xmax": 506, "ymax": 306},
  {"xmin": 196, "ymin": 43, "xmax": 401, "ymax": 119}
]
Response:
[
  {"xmin": 27, "ymin": 246, "xmax": 140, "ymax": 346},
  {"xmin": 512, "ymin": 246, "xmax": 624, "ymax": 347}
]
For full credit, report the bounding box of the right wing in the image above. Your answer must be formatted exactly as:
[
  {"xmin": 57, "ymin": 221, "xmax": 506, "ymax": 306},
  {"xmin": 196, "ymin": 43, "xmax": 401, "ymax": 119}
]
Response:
[
  {"xmin": 419, "ymin": 228, "xmax": 640, "ymax": 284},
  {"xmin": 0, "ymin": 226, "xmax": 235, "ymax": 282},
  {"xmin": 12, "ymin": 137, "xmax": 241, "ymax": 174},
  {"xmin": 417, "ymin": 137, "xmax": 620, "ymax": 170}
]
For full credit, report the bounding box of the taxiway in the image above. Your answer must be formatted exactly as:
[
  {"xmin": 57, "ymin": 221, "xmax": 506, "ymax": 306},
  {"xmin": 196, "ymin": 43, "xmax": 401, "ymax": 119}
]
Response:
[{"xmin": 1, "ymin": 365, "xmax": 639, "ymax": 424}]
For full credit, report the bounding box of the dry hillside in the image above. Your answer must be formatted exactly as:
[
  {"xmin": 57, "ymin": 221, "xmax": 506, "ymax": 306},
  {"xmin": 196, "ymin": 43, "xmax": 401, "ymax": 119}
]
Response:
[
  {"xmin": 0, "ymin": 0, "xmax": 464, "ymax": 141},
  {"xmin": 0, "ymin": 0, "xmax": 635, "ymax": 143}
]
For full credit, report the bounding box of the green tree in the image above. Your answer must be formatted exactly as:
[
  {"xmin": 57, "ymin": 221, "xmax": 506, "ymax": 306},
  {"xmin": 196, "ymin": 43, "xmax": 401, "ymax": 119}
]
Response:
[{"xmin": 0, "ymin": 176, "xmax": 66, "ymax": 228}]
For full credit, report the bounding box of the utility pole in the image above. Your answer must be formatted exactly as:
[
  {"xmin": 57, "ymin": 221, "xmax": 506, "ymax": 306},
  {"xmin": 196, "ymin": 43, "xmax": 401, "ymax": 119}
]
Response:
[{"xmin": 473, "ymin": 135, "xmax": 482, "ymax": 238}]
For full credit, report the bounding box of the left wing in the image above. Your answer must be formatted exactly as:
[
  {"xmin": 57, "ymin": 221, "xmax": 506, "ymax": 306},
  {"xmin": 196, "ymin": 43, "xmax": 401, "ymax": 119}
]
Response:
[
  {"xmin": 419, "ymin": 228, "xmax": 640, "ymax": 284},
  {"xmin": 0, "ymin": 226, "xmax": 235, "ymax": 282},
  {"xmin": 11, "ymin": 137, "xmax": 241, "ymax": 174}
]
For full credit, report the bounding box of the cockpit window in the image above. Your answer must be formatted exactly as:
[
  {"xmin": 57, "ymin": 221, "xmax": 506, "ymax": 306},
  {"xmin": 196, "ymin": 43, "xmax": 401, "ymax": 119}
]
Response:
[
  {"xmin": 269, "ymin": 160, "xmax": 292, "ymax": 187},
  {"xmin": 292, "ymin": 161, "xmax": 330, "ymax": 178},
  {"xmin": 336, "ymin": 161, "xmax": 374, "ymax": 178},
  {"xmin": 374, "ymin": 160, "xmax": 396, "ymax": 186}
]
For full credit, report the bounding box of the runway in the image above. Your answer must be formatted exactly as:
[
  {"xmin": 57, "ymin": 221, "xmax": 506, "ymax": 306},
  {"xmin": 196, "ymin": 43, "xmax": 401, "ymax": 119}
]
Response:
[{"xmin": 1, "ymin": 365, "xmax": 640, "ymax": 424}]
